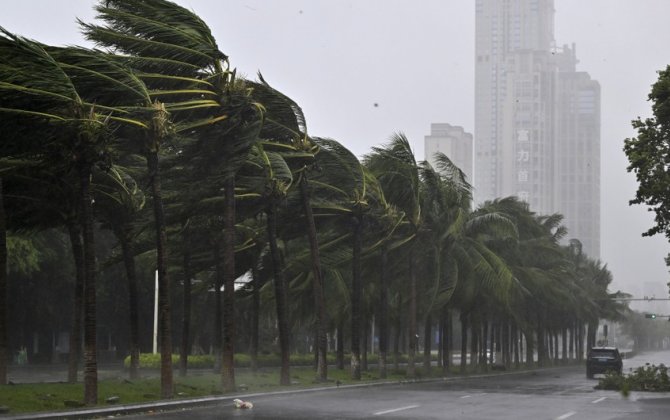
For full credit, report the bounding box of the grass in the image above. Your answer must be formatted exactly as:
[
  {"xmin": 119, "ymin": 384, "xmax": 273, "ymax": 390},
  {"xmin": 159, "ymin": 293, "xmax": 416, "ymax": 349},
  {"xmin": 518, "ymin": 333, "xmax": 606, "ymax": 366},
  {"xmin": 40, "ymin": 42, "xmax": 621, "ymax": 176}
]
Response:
[
  {"xmin": 0, "ymin": 365, "xmax": 424, "ymax": 415},
  {"xmin": 123, "ymin": 353, "xmax": 412, "ymax": 369},
  {"xmin": 0, "ymin": 359, "xmax": 546, "ymax": 415}
]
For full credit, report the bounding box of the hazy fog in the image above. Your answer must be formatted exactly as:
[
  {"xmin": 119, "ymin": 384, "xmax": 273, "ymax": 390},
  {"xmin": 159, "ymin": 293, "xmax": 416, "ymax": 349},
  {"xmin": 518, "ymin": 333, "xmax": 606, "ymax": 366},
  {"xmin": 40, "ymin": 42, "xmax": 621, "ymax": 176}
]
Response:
[{"xmin": 4, "ymin": 0, "xmax": 670, "ymax": 306}]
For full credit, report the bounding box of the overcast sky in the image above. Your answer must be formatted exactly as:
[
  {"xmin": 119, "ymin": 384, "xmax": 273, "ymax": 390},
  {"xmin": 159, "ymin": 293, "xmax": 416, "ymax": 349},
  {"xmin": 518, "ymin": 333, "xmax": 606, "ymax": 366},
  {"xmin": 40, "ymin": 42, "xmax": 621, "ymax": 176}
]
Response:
[{"xmin": 4, "ymin": 0, "xmax": 670, "ymax": 302}]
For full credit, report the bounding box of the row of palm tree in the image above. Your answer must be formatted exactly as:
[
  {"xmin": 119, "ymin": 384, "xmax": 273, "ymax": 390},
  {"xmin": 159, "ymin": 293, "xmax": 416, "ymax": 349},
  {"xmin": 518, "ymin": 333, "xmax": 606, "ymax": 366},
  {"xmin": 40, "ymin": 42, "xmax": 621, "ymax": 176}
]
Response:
[{"xmin": 0, "ymin": 0, "xmax": 627, "ymax": 406}]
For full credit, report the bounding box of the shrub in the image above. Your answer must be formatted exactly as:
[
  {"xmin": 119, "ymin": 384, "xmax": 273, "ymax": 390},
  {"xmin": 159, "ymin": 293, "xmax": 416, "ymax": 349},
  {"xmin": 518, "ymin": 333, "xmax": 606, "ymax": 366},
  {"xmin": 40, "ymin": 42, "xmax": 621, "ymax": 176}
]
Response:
[
  {"xmin": 596, "ymin": 363, "xmax": 670, "ymax": 392},
  {"xmin": 123, "ymin": 351, "xmax": 418, "ymax": 370}
]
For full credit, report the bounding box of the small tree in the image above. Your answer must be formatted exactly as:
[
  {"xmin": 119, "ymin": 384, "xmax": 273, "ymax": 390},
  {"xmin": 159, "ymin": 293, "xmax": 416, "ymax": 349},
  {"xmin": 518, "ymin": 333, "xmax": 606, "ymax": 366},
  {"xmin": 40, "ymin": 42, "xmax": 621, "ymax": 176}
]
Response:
[{"xmin": 624, "ymin": 66, "xmax": 670, "ymax": 242}]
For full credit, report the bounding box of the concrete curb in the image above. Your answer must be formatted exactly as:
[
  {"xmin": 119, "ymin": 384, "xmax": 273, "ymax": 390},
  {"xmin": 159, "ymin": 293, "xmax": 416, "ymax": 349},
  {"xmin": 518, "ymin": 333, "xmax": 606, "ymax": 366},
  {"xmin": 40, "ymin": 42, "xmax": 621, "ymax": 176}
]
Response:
[{"xmin": 2, "ymin": 365, "xmax": 580, "ymax": 419}]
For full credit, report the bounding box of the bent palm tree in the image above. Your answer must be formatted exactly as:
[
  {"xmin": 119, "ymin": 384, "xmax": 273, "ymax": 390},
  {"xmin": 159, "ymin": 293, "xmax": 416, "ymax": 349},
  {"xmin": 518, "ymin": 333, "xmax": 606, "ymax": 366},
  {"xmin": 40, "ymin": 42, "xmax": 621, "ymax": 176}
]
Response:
[
  {"xmin": 83, "ymin": 0, "xmax": 264, "ymax": 393},
  {"xmin": 365, "ymin": 133, "xmax": 421, "ymax": 377},
  {"xmin": 249, "ymin": 76, "xmax": 330, "ymax": 381},
  {"xmin": 0, "ymin": 30, "xmax": 136, "ymax": 404}
]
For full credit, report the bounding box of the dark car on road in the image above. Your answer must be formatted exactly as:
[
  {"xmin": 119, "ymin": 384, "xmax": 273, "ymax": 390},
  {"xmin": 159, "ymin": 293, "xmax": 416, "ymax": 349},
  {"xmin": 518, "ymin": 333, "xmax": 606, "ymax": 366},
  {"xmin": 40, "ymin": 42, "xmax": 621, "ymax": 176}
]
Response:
[{"xmin": 586, "ymin": 347, "xmax": 623, "ymax": 378}]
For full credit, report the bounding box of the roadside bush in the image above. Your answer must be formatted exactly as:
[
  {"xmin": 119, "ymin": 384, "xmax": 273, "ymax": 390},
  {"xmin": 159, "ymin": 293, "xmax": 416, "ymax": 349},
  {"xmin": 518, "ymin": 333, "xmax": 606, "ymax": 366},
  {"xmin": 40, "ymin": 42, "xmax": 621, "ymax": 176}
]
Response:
[
  {"xmin": 124, "ymin": 352, "xmax": 412, "ymax": 369},
  {"xmin": 596, "ymin": 364, "xmax": 670, "ymax": 392},
  {"xmin": 595, "ymin": 371, "xmax": 626, "ymax": 391}
]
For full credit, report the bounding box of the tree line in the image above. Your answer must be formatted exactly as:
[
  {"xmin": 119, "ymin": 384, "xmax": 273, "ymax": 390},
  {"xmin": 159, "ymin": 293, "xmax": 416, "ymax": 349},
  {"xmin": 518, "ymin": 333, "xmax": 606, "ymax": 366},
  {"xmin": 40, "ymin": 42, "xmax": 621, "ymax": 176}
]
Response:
[{"xmin": 0, "ymin": 0, "xmax": 627, "ymax": 406}]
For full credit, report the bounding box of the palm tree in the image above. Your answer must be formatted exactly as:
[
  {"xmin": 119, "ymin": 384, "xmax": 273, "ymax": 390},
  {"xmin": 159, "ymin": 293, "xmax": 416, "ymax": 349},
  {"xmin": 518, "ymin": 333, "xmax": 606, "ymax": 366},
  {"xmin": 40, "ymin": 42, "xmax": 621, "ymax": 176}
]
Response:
[
  {"xmin": 0, "ymin": 29, "xmax": 142, "ymax": 404},
  {"xmin": 365, "ymin": 133, "xmax": 421, "ymax": 377},
  {"xmin": 179, "ymin": 220, "xmax": 193, "ymax": 377},
  {"xmin": 417, "ymin": 153, "xmax": 473, "ymax": 373},
  {"xmin": 236, "ymin": 142, "xmax": 294, "ymax": 384},
  {"xmin": 304, "ymin": 138, "xmax": 399, "ymax": 380},
  {"xmin": 248, "ymin": 76, "xmax": 331, "ymax": 381},
  {"xmin": 94, "ymin": 164, "xmax": 147, "ymax": 380},
  {"xmin": 82, "ymin": 0, "xmax": 265, "ymax": 393}
]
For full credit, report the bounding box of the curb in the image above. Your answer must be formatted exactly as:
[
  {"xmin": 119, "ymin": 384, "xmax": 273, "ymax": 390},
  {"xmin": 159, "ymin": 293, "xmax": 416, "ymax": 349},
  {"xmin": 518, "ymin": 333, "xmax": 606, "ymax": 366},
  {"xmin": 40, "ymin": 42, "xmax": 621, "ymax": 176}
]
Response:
[{"xmin": 2, "ymin": 365, "xmax": 580, "ymax": 419}]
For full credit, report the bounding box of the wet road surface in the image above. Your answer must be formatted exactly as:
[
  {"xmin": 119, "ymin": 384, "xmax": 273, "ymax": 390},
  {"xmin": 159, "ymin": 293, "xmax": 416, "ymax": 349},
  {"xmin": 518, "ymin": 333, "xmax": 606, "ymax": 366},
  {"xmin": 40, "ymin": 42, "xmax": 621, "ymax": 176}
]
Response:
[{"xmin": 121, "ymin": 351, "xmax": 670, "ymax": 420}]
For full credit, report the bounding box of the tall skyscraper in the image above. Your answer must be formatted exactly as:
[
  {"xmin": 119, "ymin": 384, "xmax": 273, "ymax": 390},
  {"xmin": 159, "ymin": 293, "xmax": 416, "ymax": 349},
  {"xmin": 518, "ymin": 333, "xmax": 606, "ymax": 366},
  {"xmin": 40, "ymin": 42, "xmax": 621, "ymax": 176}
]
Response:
[
  {"xmin": 555, "ymin": 44, "xmax": 601, "ymax": 257},
  {"xmin": 474, "ymin": 0, "xmax": 600, "ymax": 257},
  {"xmin": 424, "ymin": 123, "xmax": 473, "ymax": 183}
]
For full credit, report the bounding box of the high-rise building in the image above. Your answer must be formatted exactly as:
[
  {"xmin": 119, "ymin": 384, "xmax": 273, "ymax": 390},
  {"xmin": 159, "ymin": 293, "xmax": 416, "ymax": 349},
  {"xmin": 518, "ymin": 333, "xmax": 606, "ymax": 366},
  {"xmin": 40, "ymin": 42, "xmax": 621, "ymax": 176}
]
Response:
[
  {"xmin": 474, "ymin": 0, "xmax": 600, "ymax": 257},
  {"xmin": 555, "ymin": 44, "xmax": 601, "ymax": 257},
  {"xmin": 424, "ymin": 123, "xmax": 473, "ymax": 183}
]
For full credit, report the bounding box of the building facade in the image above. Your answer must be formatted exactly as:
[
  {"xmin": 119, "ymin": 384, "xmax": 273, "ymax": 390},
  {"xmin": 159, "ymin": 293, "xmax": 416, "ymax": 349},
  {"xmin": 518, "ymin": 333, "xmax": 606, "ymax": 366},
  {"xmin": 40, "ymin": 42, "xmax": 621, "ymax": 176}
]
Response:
[
  {"xmin": 424, "ymin": 123, "xmax": 474, "ymax": 183},
  {"xmin": 474, "ymin": 0, "xmax": 600, "ymax": 257}
]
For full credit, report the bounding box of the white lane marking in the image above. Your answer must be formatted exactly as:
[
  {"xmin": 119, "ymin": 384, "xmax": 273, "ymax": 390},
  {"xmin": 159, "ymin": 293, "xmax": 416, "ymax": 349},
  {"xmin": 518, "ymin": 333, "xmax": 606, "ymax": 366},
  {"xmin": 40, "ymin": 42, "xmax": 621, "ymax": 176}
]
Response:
[
  {"xmin": 373, "ymin": 405, "xmax": 420, "ymax": 416},
  {"xmin": 592, "ymin": 397, "xmax": 607, "ymax": 404},
  {"xmin": 460, "ymin": 395, "xmax": 472, "ymax": 399},
  {"xmin": 555, "ymin": 412, "xmax": 577, "ymax": 420}
]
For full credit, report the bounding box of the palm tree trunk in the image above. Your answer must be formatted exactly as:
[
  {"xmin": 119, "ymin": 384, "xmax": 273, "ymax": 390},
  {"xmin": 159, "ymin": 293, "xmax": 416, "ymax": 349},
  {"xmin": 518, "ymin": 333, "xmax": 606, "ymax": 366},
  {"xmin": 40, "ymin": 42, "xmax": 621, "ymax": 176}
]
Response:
[
  {"xmin": 118, "ymin": 227, "xmax": 140, "ymax": 380},
  {"xmin": 502, "ymin": 321, "xmax": 509, "ymax": 368},
  {"xmin": 0, "ymin": 178, "xmax": 7, "ymax": 385},
  {"xmin": 313, "ymin": 328, "xmax": 319, "ymax": 370},
  {"xmin": 437, "ymin": 315, "xmax": 443, "ymax": 369},
  {"xmin": 441, "ymin": 308, "xmax": 451, "ymax": 375},
  {"xmin": 378, "ymin": 246, "xmax": 389, "ymax": 379},
  {"xmin": 267, "ymin": 205, "xmax": 290, "ymax": 385},
  {"xmin": 512, "ymin": 322, "xmax": 521, "ymax": 369},
  {"xmin": 299, "ymin": 176, "xmax": 327, "ymax": 381},
  {"xmin": 537, "ymin": 326, "xmax": 546, "ymax": 367},
  {"xmin": 587, "ymin": 321, "xmax": 597, "ymax": 351},
  {"xmin": 351, "ymin": 215, "xmax": 362, "ymax": 380},
  {"xmin": 362, "ymin": 315, "xmax": 369, "ymax": 372},
  {"xmin": 471, "ymin": 319, "xmax": 478, "ymax": 369},
  {"xmin": 525, "ymin": 331, "xmax": 534, "ymax": 366},
  {"xmin": 66, "ymin": 222, "xmax": 84, "ymax": 384},
  {"xmin": 407, "ymin": 249, "xmax": 417, "ymax": 378},
  {"xmin": 221, "ymin": 176, "xmax": 236, "ymax": 392},
  {"xmin": 179, "ymin": 226, "xmax": 192, "ymax": 377},
  {"xmin": 487, "ymin": 320, "xmax": 493, "ymax": 366},
  {"xmin": 336, "ymin": 320, "xmax": 344, "ymax": 370},
  {"xmin": 482, "ymin": 319, "xmax": 490, "ymax": 370},
  {"xmin": 79, "ymin": 163, "xmax": 98, "ymax": 406},
  {"xmin": 577, "ymin": 323, "xmax": 584, "ymax": 362},
  {"xmin": 249, "ymin": 267, "xmax": 260, "ymax": 372},
  {"xmin": 146, "ymin": 152, "xmax": 173, "ymax": 399},
  {"xmin": 393, "ymin": 320, "xmax": 401, "ymax": 371},
  {"xmin": 423, "ymin": 315, "xmax": 432, "ymax": 374},
  {"xmin": 569, "ymin": 324, "xmax": 575, "ymax": 361},
  {"xmin": 213, "ymin": 240, "xmax": 223, "ymax": 372},
  {"xmin": 460, "ymin": 313, "xmax": 467, "ymax": 373}
]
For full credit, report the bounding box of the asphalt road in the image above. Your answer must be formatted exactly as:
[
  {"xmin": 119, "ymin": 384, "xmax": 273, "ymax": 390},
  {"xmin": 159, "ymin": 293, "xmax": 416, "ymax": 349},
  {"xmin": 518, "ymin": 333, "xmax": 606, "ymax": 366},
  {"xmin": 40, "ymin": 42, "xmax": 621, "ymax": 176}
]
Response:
[{"xmin": 123, "ymin": 350, "xmax": 670, "ymax": 420}]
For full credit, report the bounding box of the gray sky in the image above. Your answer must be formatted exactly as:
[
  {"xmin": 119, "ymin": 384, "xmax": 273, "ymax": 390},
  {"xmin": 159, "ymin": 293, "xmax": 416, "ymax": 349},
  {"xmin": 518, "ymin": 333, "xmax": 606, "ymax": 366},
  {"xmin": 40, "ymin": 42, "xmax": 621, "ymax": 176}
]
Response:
[{"xmin": 4, "ymin": 0, "xmax": 670, "ymax": 299}]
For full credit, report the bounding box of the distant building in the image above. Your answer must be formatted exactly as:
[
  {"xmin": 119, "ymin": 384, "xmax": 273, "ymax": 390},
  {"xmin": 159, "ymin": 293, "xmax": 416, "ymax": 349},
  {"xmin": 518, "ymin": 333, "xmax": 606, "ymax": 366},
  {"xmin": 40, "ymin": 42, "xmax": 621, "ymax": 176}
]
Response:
[
  {"xmin": 474, "ymin": 0, "xmax": 600, "ymax": 257},
  {"xmin": 424, "ymin": 123, "xmax": 473, "ymax": 183},
  {"xmin": 555, "ymin": 44, "xmax": 601, "ymax": 257}
]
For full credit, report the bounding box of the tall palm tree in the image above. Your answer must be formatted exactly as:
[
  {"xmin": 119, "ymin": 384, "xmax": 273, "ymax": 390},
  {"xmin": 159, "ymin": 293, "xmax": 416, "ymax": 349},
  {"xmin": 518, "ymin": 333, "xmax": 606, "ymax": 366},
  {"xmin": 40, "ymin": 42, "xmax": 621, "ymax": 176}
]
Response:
[
  {"xmin": 249, "ymin": 76, "xmax": 331, "ymax": 381},
  {"xmin": 0, "ymin": 29, "xmax": 142, "ymax": 404},
  {"xmin": 82, "ymin": 0, "xmax": 264, "ymax": 393},
  {"xmin": 94, "ymin": 165, "xmax": 147, "ymax": 379},
  {"xmin": 365, "ymin": 133, "xmax": 421, "ymax": 377},
  {"xmin": 235, "ymin": 141, "xmax": 296, "ymax": 384},
  {"xmin": 304, "ymin": 138, "xmax": 399, "ymax": 380}
]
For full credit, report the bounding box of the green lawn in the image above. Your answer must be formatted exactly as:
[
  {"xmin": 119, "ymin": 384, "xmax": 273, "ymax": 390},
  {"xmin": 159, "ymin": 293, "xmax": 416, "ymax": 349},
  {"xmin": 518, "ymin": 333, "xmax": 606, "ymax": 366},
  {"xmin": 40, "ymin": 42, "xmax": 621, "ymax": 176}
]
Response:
[{"xmin": 0, "ymin": 366, "xmax": 422, "ymax": 414}]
